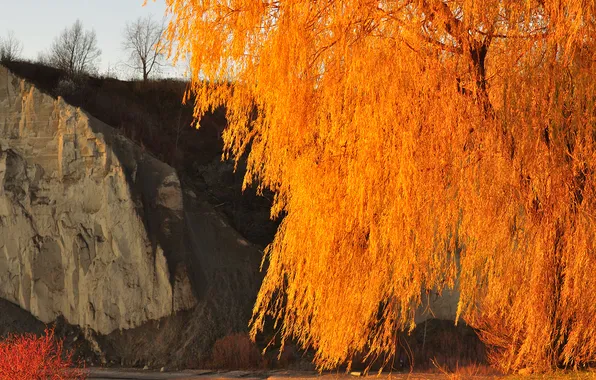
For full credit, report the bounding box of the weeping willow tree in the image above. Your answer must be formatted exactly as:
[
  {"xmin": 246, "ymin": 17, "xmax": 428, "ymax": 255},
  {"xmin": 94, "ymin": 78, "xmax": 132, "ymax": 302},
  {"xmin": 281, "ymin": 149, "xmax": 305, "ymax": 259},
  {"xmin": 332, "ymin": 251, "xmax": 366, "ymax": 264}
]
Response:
[{"xmin": 163, "ymin": 0, "xmax": 596, "ymax": 372}]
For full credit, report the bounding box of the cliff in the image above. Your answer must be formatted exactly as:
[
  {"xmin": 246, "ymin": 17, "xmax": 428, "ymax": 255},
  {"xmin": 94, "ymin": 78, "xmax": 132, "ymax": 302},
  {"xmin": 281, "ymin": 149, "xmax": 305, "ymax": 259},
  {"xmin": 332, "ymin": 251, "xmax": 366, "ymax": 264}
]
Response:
[{"xmin": 0, "ymin": 65, "xmax": 262, "ymax": 365}]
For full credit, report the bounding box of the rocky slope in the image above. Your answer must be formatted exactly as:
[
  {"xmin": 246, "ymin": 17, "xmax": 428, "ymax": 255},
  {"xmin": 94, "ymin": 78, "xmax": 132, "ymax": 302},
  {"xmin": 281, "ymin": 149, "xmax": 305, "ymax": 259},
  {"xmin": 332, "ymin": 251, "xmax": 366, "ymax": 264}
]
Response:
[{"xmin": 0, "ymin": 66, "xmax": 262, "ymax": 365}]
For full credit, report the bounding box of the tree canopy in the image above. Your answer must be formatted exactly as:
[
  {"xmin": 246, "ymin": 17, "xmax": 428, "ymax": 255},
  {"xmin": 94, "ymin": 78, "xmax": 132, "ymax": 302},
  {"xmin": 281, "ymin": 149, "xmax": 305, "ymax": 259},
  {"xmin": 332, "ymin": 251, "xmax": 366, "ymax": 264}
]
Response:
[
  {"xmin": 164, "ymin": 0, "xmax": 596, "ymax": 372},
  {"xmin": 49, "ymin": 20, "xmax": 101, "ymax": 76},
  {"xmin": 123, "ymin": 15, "xmax": 166, "ymax": 81}
]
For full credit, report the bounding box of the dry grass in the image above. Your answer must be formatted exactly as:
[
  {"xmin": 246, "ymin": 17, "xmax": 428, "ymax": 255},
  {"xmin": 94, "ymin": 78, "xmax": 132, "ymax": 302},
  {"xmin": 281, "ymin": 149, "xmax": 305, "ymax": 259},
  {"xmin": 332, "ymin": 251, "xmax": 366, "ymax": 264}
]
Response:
[
  {"xmin": 503, "ymin": 370, "xmax": 596, "ymax": 380},
  {"xmin": 374, "ymin": 368, "xmax": 596, "ymax": 379},
  {"xmin": 338, "ymin": 369, "xmax": 595, "ymax": 379},
  {"xmin": 429, "ymin": 360, "xmax": 500, "ymax": 379}
]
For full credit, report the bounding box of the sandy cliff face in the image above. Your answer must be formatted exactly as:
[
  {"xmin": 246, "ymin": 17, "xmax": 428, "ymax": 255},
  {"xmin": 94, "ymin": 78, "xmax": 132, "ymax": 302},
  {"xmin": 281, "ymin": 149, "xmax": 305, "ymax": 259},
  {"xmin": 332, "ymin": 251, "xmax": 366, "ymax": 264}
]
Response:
[{"xmin": 0, "ymin": 66, "xmax": 259, "ymax": 338}]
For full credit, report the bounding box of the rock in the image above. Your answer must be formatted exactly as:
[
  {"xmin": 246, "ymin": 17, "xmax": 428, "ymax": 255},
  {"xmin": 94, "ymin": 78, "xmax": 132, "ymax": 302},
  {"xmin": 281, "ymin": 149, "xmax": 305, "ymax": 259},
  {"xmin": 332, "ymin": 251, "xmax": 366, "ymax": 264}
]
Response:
[
  {"xmin": 0, "ymin": 65, "xmax": 263, "ymax": 366},
  {"xmin": 0, "ymin": 66, "xmax": 195, "ymax": 334},
  {"xmin": 143, "ymin": 365, "xmax": 149, "ymax": 370},
  {"xmin": 414, "ymin": 287, "xmax": 461, "ymax": 323}
]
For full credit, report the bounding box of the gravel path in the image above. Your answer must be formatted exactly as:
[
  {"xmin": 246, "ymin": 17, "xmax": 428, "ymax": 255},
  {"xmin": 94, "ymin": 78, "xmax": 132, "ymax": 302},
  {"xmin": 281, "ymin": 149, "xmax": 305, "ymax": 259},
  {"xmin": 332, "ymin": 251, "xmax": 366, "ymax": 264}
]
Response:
[{"xmin": 86, "ymin": 369, "xmax": 501, "ymax": 380}]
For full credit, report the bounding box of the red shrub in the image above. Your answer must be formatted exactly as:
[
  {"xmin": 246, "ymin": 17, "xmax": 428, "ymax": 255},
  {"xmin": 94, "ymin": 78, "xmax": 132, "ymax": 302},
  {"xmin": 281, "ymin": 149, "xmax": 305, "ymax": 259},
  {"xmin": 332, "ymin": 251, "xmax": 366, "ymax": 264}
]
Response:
[
  {"xmin": 207, "ymin": 333, "xmax": 267, "ymax": 369},
  {"xmin": 0, "ymin": 328, "xmax": 87, "ymax": 380}
]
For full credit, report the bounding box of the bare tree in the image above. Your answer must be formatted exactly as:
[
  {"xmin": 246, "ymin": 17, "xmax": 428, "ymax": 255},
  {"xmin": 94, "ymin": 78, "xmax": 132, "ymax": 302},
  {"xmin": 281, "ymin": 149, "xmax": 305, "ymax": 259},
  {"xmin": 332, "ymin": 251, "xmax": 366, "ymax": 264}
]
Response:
[
  {"xmin": 123, "ymin": 16, "xmax": 165, "ymax": 81},
  {"xmin": 0, "ymin": 31, "xmax": 23, "ymax": 63},
  {"xmin": 49, "ymin": 20, "xmax": 101, "ymax": 76}
]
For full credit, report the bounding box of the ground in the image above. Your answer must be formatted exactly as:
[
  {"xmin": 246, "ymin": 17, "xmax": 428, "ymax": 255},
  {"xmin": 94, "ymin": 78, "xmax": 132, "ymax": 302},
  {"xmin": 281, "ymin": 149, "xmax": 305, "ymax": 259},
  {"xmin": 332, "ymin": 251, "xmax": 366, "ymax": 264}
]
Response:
[{"xmin": 84, "ymin": 368, "xmax": 596, "ymax": 380}]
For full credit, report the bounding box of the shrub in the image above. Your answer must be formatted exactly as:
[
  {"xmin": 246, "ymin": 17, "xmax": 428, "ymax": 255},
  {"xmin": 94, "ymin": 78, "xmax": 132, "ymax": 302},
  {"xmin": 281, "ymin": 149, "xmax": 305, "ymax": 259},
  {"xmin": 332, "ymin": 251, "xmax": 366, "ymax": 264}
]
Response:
[
  {"xmin": 207, "ymin": 333, "xmax": 266, "ymax": 369},
  {"xmin": 0, "ymin": 328, "xmax": 87, "ymax": 380},
  {"xmin": 55, "ymin": 78, "xmax": 78, "ymax": 97}
]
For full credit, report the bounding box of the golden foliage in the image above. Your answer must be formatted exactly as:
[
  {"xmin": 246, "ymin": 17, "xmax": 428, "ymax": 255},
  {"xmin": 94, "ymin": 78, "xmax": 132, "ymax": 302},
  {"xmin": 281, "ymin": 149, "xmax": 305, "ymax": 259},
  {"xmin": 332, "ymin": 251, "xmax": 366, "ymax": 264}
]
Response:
[{"xmin": 164, "ymin": 0, "xmax": 596, "ymax": 372}]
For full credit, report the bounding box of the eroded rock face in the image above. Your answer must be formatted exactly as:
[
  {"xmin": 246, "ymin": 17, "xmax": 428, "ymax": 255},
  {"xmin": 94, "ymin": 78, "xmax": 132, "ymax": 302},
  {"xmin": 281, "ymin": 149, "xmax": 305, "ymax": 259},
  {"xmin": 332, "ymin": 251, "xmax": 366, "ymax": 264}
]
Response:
[{"xmin": 0, "ymin": 66, "xmax": 206, "ymax": 334}]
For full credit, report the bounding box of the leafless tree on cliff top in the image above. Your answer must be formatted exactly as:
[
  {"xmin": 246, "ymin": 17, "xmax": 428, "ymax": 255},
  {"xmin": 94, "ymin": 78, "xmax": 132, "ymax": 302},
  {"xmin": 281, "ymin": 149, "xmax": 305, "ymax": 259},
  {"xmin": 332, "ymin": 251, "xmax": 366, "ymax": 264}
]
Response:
[
  {"xmin": 49, "ymin": 20, "xmax": 101, "ymax": 76},
  {"xmin": 0, "ymin": 31, "xmax": 23, "ymax": 63},
  {"xmin": 123, "ymin": 16, "xmax": 166, "ymax": 81}
]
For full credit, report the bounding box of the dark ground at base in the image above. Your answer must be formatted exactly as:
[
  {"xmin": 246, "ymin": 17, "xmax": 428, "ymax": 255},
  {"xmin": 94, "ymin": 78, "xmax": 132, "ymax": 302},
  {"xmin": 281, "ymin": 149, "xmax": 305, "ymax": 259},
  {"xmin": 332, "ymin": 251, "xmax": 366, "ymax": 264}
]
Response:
[
  {"xmin": 86, "ymin": 369, "xmax": 503, "ymax": 380},
  {"xmin": 0, "ymin": 296, "xmax": 490, "ymax": 373},
  {"xmin": 0, "ymin": 298, "xmax": 45, "ymax": 337}
]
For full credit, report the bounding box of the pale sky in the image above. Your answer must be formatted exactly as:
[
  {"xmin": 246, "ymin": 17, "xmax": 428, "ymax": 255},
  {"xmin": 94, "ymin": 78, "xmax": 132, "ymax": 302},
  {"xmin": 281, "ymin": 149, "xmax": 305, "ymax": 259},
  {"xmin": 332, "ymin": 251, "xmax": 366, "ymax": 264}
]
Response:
[{"xmin": 0, "ymin": 0, "xmax": 184, "ymax": 78}]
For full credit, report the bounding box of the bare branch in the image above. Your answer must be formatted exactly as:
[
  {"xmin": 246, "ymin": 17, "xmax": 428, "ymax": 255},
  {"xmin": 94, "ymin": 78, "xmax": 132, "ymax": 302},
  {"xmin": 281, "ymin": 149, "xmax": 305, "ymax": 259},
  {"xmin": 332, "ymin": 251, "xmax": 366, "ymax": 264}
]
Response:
[
  {"xmin": 49, "ymin": 20, "xmax": 102, "ymax": 76},
  {"xmin": 0, "ymin": 31, "xmax": 23, "ymax": 63}
]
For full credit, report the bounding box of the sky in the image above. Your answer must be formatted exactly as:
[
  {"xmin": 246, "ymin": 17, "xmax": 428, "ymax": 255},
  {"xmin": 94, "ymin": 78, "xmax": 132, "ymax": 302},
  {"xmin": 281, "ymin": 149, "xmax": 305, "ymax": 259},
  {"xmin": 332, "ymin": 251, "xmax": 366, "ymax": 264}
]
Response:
[{"xmin": 0, "ymin": 0, "xmax": 184, "ymax": 78}]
